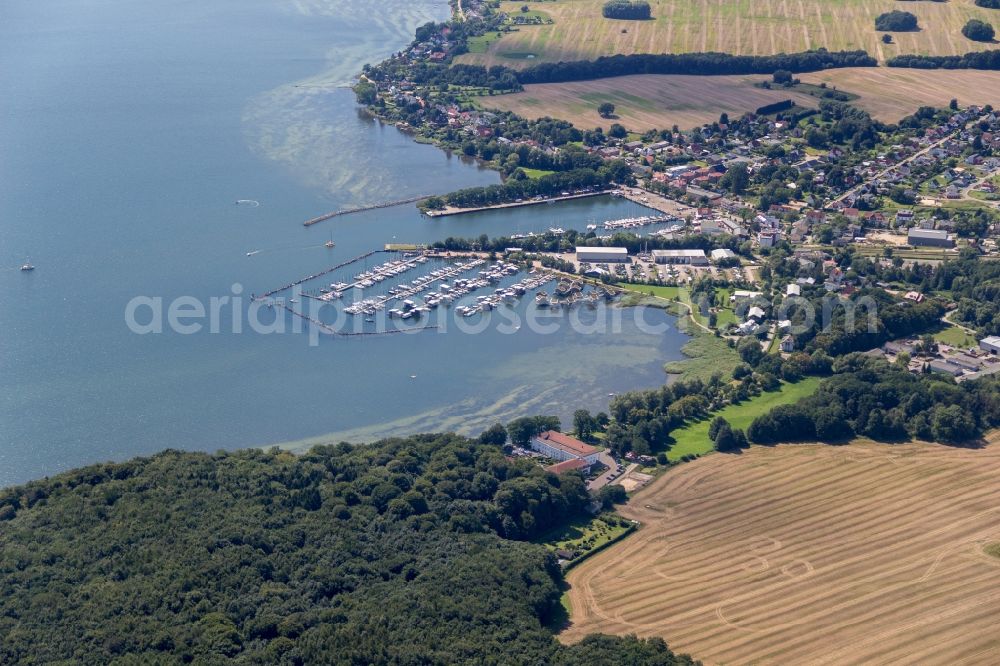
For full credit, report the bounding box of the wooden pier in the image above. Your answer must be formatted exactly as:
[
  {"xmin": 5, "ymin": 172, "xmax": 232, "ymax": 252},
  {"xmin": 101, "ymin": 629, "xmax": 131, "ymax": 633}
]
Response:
[
  {"xmin": 302, "ymin": 195, "xmax": 430, "ymax": 226},
  {"xmin": 254, "ymin": 250, "xmax": 382, "ymax": 300},
  {"xmin": 274, "ymin": 302, "xmax": 438, "ymax": 338}
]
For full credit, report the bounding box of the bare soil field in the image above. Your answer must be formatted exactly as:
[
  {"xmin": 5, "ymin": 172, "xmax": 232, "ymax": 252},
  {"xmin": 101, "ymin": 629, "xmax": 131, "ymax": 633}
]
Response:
[
  {"xmin": 799, "ymin": 68, "xmax": 1000, "ymax": 121},
  {"xmin": 561, "ymin": 438, "xmax": 1000, "ymax": 664},
  {"xmin": 459, "ymin": 0, "xmax": 999, "ymax": 68},
  {"xmin": 482, "ymin": 75, "xmax": 823, "ymax": 131}
]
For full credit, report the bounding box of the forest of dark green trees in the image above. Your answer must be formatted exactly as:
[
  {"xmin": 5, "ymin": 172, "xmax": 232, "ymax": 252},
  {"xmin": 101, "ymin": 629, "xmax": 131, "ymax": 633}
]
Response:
[{"xmin": 0, "ymin": 435, "xmax": 695, "ymax": 665}]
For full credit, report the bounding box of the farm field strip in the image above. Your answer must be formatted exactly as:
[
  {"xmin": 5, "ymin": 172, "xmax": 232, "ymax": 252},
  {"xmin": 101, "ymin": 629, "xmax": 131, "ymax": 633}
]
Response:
[
  {"xmin": 481, "ymin": 74, "xmax": 824, "ymax": 132},
  {"xmin": 459, "ymin": 0, "xmax": 1000, "ymax": 68},
  {"xmin": 481, "ymin": 69, "xmax": 1000, "ymax": 131},
  {"xmin": 561, "ymin": 440, "xmax": 1000, "ymax": 664}
]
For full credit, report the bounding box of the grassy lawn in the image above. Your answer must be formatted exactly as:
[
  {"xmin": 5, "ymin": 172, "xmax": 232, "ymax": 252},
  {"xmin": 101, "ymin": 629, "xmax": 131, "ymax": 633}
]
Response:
[
  {"xmin": 624, "ymin": 284, "xmax": 738, "ymax": 331},
  {"xmin": 624, "ymin": 284, "xmax": 679, "ymax": 300},
  {"xmin": 666, "ymin": 376, "xmax": 822, "ymax": 461},
  {"xmin": 715, "ymin": 308, "xmax": 738, "ymax": 328},
  {"xmin": 521, "ymin": 167, "xmax": 556, "ymax": 179},
  {"xmin": 933, "ymin": 324, "xmax": 978, "ymax": 349},
  {"xmin": 466, "ymin": 32, "xmax": 505, "ymax": 53},
  {"xmin": 534, "ymin": 514, "xmax": 632, "ymax": 558}
]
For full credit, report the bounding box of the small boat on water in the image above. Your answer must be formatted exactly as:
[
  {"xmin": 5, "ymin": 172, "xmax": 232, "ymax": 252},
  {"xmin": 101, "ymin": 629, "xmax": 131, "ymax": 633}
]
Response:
[
  {"xmin": 325, "ymin": 231, "xmax": 335, "ymax": 248},
  {"xmin": 535, "ymin": 291, "xmax": 550, "ymax": 307},
  {"xmin": 20, "ymin": 261, "xmax": 34, "ymax": 272},
  {"xmin": 246, "ymin": 250, "xmax": 260, "ymax": 257}
]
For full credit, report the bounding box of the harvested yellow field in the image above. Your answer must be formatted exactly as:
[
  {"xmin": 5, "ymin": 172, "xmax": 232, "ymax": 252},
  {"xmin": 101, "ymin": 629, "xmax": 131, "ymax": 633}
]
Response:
[
  {"xmin": 483, "ymin": 74, "xmax": 826, "ymax": 131},
  {"xmin": 800, "ymin": 68, "xmax": 1000, "ymax": 121},
  {"xmin": 562, "ymin": 439, "xmax": 1000, "ymax": 665},
  {"xmin": 459, "ymin": 0, "xmax": 1000, "ymax": 68},
  {"xmin": 482, "ymin": 68, "xmax": 1000, "ymax": 130}
]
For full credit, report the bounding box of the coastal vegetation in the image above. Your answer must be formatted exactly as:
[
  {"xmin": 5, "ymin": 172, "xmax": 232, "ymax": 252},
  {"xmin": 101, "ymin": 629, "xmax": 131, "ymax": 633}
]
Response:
[{"xmin": 0, "ymin": 435, "xmax": 696, "ymax": 664}]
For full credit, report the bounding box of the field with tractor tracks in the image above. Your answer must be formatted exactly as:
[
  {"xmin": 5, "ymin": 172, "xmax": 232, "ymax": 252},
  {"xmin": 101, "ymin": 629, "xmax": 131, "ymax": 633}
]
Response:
[{"xmin": 561, "ymin": 437, "xmax": 1000, "ymax": 664}]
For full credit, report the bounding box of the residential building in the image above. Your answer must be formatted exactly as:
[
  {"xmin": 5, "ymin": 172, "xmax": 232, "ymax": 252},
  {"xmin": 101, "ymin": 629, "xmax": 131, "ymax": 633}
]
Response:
[
  {"xmin": 780, "ymin": 335, "xmax": 795, "ymax": 353},
  {"xmin": 758, "ymin": 230, "xmax": 780, "ymax": 248}
]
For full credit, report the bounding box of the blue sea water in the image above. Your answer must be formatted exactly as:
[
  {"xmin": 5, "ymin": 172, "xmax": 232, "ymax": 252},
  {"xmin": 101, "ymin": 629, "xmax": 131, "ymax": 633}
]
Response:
[{"xmin": 0, "ymin": 0, "xmax": 689, "ymax": 485}]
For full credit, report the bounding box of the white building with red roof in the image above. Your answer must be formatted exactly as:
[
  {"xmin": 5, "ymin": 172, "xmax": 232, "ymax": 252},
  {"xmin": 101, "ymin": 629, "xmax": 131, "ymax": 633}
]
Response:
[{"xmin": 530, "ymin": 431, "xmax": 601, "ymax": 465}]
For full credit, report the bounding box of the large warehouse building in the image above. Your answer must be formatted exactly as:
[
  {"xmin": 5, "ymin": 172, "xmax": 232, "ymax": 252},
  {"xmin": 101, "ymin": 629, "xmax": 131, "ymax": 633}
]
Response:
[
  {"xmin": 652, "ymin": 249, "xmax": 708, "ymax": 265},
  {"xmin": 981, "ymin": 336, "xmax": 1000, "ymax": 355},
  {"xmin": 576, "ymin": 246, "xmax": 629, "ymax": 263},
  {"xmin": 908, "ymin": 228, "xmax": 954, "ymax": 248}
]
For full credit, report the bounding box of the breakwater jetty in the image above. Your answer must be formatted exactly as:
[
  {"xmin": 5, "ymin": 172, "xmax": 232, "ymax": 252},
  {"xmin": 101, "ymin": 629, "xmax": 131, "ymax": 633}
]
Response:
[
  {"xmin": 302, "ymin": 195, "xmax": 430, "ymax": 226},
  {"xmin": 422, "ymin": 190, "xmax": 613, "ymax": 218}
]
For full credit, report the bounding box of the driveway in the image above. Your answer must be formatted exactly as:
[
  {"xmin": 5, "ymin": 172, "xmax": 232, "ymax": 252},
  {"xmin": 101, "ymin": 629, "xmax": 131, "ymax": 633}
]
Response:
[{"xmin": 587, "ymin": 452, "xmax": 621, "ymax": 490}]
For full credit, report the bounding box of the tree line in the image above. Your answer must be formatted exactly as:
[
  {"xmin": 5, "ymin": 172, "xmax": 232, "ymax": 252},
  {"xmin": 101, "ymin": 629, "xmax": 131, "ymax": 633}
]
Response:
[
  {"xmin": 516, "ymin": 50, "xmax": 877, "ymax": 84},
  {"xmin": 0, "ymin": 434, "xmax": 697, "ymax": 664},
  {"xmin": 423, "ymin": 161, "xmax": 634, "ymax": 210},
  {"xmin": 747, "ymin": 354, "xmax": 1000, "ymax": 444},
  {"xmin": 888, "ymin": 49, "xmax": 1000, "ymax": 69}
]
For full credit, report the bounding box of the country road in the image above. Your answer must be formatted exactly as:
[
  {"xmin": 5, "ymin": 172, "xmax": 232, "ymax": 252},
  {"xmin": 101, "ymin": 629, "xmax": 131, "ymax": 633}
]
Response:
[{"xmin": 830, "ymin": 127, "xmax": 964, "ymax": 207}]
